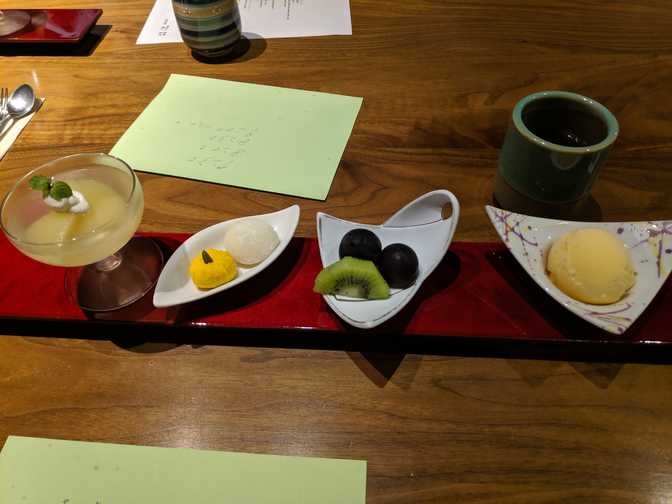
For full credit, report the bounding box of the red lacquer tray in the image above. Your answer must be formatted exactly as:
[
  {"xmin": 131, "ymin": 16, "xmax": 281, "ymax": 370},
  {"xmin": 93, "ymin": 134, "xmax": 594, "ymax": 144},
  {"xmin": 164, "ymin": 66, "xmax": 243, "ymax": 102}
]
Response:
[
  {"xmin": 1, "ymin": 232, "xmax": 671, "ymax": 348},
  {"xmin": 0, "ymin": 9, "xmax": 102, "ymax": 44}
]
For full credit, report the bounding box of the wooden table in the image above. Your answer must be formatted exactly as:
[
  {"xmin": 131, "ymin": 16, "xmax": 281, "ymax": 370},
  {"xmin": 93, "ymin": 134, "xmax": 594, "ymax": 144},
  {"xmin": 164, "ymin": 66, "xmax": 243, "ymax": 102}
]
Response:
[{"xmin": 2, "ymin": 1, "xmax": 672, "ymax": 502}]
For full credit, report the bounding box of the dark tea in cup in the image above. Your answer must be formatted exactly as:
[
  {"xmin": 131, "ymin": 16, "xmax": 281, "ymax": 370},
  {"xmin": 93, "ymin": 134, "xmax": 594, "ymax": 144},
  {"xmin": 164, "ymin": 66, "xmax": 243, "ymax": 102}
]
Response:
[{"xmin": 522, "ymin": 97, "xmax": 609, "ymax": 148}]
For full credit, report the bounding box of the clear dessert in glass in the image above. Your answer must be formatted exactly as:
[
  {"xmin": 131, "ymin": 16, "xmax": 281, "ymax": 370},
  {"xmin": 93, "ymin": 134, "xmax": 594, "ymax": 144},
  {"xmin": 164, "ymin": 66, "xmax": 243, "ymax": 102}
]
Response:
[{"xmin": 1, "ymin": 153, "xmax": 163, "ymax": 311}]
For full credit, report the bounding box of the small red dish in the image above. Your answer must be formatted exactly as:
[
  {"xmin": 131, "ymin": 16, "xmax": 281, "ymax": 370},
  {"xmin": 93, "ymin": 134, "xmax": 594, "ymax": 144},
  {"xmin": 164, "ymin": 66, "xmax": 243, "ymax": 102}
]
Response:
[{"xmin": 0, "ymin": 9, "xmax": 102, "ymax": 44}]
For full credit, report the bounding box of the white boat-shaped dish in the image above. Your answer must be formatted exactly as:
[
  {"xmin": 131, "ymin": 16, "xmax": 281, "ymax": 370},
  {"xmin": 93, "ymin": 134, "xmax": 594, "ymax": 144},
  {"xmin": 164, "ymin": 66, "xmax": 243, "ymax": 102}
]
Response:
[
  {"xmin": 317, "ymin": 190, "xmax": 460, "ymax": 329},
  {"xmin": 153, "ymin": 205, "xmax": 300, "ymax": 308},
  {"xmin": 486, "ymin": 205, "xmax": 672, "ymax": 334}
]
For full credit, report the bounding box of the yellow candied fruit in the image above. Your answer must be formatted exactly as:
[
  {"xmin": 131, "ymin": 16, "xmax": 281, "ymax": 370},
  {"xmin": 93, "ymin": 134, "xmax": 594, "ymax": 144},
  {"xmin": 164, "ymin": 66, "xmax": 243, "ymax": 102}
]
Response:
[{"xmin": 189, "ymin": 248, "xmax": 238, "ymax": 290}]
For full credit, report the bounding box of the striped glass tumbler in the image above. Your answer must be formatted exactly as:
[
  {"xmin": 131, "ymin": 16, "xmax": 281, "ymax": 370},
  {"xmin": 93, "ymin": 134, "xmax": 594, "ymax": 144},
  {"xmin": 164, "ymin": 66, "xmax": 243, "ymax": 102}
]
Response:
[{"xmin": 172, "ymin": 0, "xmax": 242, "ymax": 59}]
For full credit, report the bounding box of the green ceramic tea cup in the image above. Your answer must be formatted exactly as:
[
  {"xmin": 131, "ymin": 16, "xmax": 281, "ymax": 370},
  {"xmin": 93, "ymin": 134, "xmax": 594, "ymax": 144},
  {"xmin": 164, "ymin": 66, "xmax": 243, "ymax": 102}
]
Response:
[{"xmin": 494, "ymin": 91, "xmax": 619, "ymax": 218}]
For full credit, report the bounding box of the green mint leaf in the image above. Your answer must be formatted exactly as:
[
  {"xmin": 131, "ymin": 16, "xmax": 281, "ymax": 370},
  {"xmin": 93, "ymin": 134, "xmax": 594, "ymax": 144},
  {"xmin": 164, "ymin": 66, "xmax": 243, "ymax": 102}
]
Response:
[
  {"xmin": 202, "ymin": 250, "xmax": 214, "ymax": 264},
  {"xmin": 29, "ymin": 175, "xmax": 51, "ymax": 197},
  {"xmin": 49, "ymin": 181, "xmax": 73, "ymax": 201}
]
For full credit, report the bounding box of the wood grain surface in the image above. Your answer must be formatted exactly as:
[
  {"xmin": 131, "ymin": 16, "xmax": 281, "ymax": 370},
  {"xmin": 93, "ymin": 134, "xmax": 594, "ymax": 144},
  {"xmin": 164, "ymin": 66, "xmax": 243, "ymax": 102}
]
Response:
[
  {"xmin": 1, "ymin": 1, "xmax": 672, "ymax": 502},
  {"xmin": 2, "ymin": 336, "xmax": 672, "ymax": 503}
]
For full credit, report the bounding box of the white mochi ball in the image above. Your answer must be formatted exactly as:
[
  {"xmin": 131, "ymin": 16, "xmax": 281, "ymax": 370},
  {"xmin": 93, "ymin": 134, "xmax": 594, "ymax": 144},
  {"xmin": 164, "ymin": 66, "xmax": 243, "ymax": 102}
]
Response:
[{"xmin": 223, "ymin": 218, "xmax": 280, "ymax": 265}]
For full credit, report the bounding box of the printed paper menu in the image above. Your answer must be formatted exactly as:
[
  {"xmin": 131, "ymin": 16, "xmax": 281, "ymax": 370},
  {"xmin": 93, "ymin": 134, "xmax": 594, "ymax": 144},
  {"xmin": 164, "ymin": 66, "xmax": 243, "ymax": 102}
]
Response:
[{"xmin": 137, "ymin": 0, "xmax": 352, "ymax": 44}]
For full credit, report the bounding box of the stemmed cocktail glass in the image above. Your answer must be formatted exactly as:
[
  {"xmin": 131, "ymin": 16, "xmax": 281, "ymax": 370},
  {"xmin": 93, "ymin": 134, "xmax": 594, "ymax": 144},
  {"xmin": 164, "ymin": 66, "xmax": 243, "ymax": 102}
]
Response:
[{"xmin": 1, "ymin": 153, "xmax": 163, "ymax": 311}]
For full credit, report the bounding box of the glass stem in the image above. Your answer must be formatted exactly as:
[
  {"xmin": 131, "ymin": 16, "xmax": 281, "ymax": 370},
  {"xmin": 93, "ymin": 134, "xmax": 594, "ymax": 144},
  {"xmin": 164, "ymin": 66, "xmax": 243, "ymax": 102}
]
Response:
[{"xmin": 96, "ymin": 252, "xmax": 123, "ymax": 272}]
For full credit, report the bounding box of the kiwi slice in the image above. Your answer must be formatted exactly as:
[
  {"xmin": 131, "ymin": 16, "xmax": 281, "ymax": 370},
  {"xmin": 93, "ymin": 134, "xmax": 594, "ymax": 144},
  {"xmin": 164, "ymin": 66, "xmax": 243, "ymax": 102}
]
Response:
[{"xmin": 314, "ymin": 257, "xmax": 390, "ymax": 300}]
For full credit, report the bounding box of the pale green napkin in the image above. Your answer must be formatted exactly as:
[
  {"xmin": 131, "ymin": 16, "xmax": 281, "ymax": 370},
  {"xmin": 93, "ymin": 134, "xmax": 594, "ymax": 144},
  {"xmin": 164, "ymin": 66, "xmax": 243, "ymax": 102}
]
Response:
[
  {"xmin": 111, "ymin": 74, "xmax": 363, "ymax": 200},
  {"xmin": 0, "ymin": 436, "xmax": 367, "ymax": 503}
]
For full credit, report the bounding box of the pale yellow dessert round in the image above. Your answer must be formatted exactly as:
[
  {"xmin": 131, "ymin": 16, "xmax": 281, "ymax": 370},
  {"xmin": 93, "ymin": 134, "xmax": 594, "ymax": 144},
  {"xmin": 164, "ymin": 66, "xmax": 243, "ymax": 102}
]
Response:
[
  {"xmin": 546, "ymin": 228, "xmax": 636, "ymax": 305},
  {"xmin": 223, "ymin": 219, "xmax": 279, "ymax": 265}
]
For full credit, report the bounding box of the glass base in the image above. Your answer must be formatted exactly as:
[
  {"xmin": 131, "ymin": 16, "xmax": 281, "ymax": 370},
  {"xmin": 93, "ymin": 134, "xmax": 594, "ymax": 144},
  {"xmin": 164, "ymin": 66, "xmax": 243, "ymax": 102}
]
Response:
[
  {"xmin": 65, "ymin": 237, "xmax": 164, "ymax": 312},
  {"xmin": 0, "ymin": 10, "xmax": 31, "ymax": 37}
]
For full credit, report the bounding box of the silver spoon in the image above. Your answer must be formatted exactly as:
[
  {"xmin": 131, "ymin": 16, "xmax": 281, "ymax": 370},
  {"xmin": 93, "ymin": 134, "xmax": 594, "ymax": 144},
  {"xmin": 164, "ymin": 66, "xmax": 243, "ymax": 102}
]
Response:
[{"xmin": 0, "ymin": 84, "xmax": 36, "ymax": 132}]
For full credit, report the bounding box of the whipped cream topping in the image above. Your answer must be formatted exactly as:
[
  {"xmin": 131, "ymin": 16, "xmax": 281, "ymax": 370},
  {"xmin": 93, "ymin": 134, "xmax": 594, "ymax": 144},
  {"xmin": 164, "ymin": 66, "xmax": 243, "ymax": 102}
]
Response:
[{"xmin": 44, "ymin": 190, "xmax": 90, "ymax": 214}]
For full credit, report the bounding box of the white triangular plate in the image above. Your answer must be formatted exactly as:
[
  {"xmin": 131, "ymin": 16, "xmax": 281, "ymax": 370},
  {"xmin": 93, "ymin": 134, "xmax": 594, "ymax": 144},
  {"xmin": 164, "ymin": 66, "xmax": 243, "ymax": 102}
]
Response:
[
  {"xmin": 153, "ymin": 205, "xmax": 300, "ymax": 308},
  {"xmin": 317, "ymin": 190, "xmax": 460, "ymax": 329},
  {"xmin": 486, "ymin": 205, "xmax": 672, "ymax": 334}
]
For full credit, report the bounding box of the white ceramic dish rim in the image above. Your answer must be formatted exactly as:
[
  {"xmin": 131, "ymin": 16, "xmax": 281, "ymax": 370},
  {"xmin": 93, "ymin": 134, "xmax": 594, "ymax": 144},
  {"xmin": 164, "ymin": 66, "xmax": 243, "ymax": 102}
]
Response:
[
  {"xmin": 316, "ymin": 190, "xmax": 460, "ymax": 328},
  {"xmin": 317, "ymin": 213, "xmax": 456, "ymax": 283},
  {"xmin": 153, "ymin": 205, "xmax": 300, "ymax": 308}
]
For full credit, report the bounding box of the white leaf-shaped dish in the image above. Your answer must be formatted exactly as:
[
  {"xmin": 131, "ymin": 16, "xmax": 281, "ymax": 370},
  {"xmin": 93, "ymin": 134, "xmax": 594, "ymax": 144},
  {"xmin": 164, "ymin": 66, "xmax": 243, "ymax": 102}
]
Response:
[
  {"xmin": 153, "ymin": 205, "xmax": 300, "ymax": 308},
  {"xmin": 486, "ymin": 205, "xmax": 672, "ymax": 334},
  {"xmin": 317, "ymin": 190, "xmax": 460, "ymax": 329}
]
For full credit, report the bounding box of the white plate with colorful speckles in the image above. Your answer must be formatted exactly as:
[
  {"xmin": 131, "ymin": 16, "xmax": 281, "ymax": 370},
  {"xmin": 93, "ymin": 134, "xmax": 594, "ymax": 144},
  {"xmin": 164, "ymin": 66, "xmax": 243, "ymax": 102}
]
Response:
[{"xmin": 486, "ymin": 206, "xmax": 672, "ymax": 335}]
